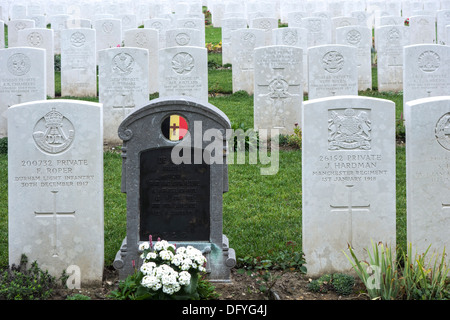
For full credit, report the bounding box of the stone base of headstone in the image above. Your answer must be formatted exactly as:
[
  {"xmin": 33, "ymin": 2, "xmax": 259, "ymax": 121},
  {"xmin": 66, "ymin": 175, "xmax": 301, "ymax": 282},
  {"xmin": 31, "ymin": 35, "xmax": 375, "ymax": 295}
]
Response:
[{"xmin": 113, "ymin": 235, "xmax": 236, "ymax": 282}]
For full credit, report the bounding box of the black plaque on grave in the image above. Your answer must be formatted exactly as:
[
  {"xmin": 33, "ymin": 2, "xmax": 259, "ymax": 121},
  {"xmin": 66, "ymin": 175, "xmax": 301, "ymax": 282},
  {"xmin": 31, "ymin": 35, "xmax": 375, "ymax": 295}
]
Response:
[{"xmin": 139, "ymin": 147, "xmax": 210, "ymax": 241}]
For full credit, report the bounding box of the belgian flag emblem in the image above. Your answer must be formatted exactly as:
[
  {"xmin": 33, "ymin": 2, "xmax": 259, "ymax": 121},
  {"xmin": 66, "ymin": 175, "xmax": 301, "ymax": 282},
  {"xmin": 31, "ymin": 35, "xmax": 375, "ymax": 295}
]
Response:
[{"xmin": 162, "ymin": 115, "xmax": 188, "ymax": 141}]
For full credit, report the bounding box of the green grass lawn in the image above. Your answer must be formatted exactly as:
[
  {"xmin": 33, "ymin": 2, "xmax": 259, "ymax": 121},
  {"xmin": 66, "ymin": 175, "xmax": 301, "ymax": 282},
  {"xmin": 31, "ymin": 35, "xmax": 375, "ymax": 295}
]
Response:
[{"xmin": 0, "ymin": 26, "xmax": 409, "ymax": 270}]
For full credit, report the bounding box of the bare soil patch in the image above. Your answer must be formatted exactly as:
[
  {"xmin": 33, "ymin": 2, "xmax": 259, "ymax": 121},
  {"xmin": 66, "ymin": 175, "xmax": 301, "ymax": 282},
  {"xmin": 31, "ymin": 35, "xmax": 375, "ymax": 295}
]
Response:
[{"xmin": 52, "ymin": 267, "xmax": 369, "ymax": 301}]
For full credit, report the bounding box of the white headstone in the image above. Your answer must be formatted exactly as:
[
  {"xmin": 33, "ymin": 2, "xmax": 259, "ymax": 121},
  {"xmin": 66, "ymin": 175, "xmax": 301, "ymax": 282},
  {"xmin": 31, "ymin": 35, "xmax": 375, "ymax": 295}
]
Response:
[
  {"xmin": 230, "ymin": 28, "xmax": 265, "ymax": 94},
  {"xmin": 307, "ymin": 44, "xmax": 358, "ymax": 99},
  {"xmin": 403, "ymin": 44, "xmax": 450, "ymax": 108},
  {"xmin": 8, "ymin": 99, "xmax": 104, "ymax": 285},
  {"xmin": 287, "ymin": 11, "xmax": 308, "ymax": 28},
  {"xmin": 176, "ymin": 17, "xmax": 205, "ymax": 45},
  {"xmin": 331, "ymin": 16, "xmax": 358, "ymax": 42},
  {"xmin": 302, "ymin": 95, "xmax": 396, "ymax": 277},
  {"xmin": 49, "ymin": 14, "xmax": 71, "ymax": 55},
  {"xmin": 436, "ymin": 10, "xmax": 450, "ymax": 44},
  {"xmin": 123, "ymin": 28, "xmax": 159, "ymax": 94},
  {"xmin": 165, "ymin": 28, "xmax": 203, "ymax": 47},
  {"xmin": 376, "ymin": 25, "xmax": 409, "ymax": 92},
  {"xmin": 158, "ymin": 46, "xmax": 208, "ymax": 102},
  {"xmin": 409, "ymin": 15, "xmax": 436, "ymax": 44},
  {"xmin": 221, "ymin": 17, "xmax": 247, "ymax": 65},
  {"xmin": 302, "ymin": 17, "xmax": 332, "ymax": 47},
  {"xmin": 405, "ymin": 96, "xmax": 450, "ymax": 267},
  {"xmin": 336, "ymin": 26, "xmax": 372, "ymax": 91},
  {"xmin": 0, "ymin": 47, "xmax": 47, "ymax": 137},
  {"xmin": 28, "ymin": 14, "xmax": 47, "ymax": 28},
  {"xmin": 272, "ymin": 27, "xmax": 308, "ymax": 93},
  {"xmin": 60, "ymin": 28, "xmax": 97, "ymax": 98},
  {"xmin": 98, "ymin": 47, "xmax": 149, "ymax": 144},
  {"xmin": 254, "ymin": 45, "xmax": 303, "ymax": 134},
  {"xmin": 17, "ymin": 28, "xmax": 55, "ymax": 98},
  {"xmin": 94, "ymin": 18, "xmax": 122, "ymax": 58},
  {"xmin": 117, "ymin": 14, "xmax": 137, "ymax": 37},
  {"xmin": 249, "ymin": 17, "xmax": 278, "ymax": 45},
  {"xmin": 144, "ymin": 18, "xmax": 171, "ymax": 49},
  {"xmin": 8, "ymin": 19, "xmax": 36, "ymax": 47}
]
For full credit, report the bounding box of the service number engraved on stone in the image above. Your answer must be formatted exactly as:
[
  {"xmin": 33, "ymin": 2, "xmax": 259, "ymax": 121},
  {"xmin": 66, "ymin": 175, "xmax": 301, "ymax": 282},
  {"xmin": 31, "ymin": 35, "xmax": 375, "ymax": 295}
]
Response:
[
  {"xmin": 322, "ymin": 51, "xmax": 344, "ymax": 73},
  {"xmin": 33, "ymin": 108, "xmax": 75, "ymax": 154},
  {"xmin": 328, "ymin": 108, "xmax": 371, "ymax": 150},
  {"xmin": 418, "ymin": 50, "xmax": 440, "ymax": 72},
  {"xmin": 171, "ymin": 52, "xmax": 194, "ymax": 75},
  {"xmin": 7, "ymin": 53, "xmax": 31, "ymax": 76},
  {"xmin": 112, "ymin": 53, "xmax": 135, "ymax": 75},
  {"xmin": 435, "ymin": 113, "xmax": 450, "ymax": 151}
]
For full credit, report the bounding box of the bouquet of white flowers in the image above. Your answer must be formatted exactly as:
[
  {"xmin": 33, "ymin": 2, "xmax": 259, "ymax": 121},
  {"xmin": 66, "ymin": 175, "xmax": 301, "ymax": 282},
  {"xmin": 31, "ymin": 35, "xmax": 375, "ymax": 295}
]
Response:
[{"xmin": 124, "ymin": 236, "xmax": 207, "ymax": 299}]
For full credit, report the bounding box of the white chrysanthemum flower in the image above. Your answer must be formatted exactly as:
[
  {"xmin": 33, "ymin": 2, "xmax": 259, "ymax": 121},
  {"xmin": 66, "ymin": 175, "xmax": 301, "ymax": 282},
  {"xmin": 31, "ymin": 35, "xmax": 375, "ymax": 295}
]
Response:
[
  {"xmin": 172, "ymin": 255, "xmax": 183, "ymax": 266},
  {"xmin": 141, "ymin": 275, "xmax": 160, "ymax": 290},
  {"xmin": 178, "ymin": 271, "xmax": 191, "ymax": 286},
  {"xmin": 146, "ymin": 252, "xmax": 157, "ymax": 260},
  {"xmin": 140, "ymin": 262, "xmax": 156, "ymax": 275},
  {"xmin": 139, "ymin": 242, "xmax": 150, "ymax": 251},
  {"xmin": 159, "ymin": 249, "xmax": 174, "ymax": 261}
]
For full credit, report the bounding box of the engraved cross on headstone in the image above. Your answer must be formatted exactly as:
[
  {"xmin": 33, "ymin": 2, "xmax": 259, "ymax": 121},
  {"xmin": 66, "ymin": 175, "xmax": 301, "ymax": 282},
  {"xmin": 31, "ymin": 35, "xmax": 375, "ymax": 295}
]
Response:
[
  {"xmin": 113, "ymin": 93, "xmax": 135, "ymax": 117},
  {"xmin": 442, "ymin": 202, "xmax": 450, "ymax": 215},
  {"xmin": 34, "ymin": 190, "xmax": 75, "ymax": 257},
  {"xmin": 330, "ymin": 184, "xmax": 370, "ymax": 244}
]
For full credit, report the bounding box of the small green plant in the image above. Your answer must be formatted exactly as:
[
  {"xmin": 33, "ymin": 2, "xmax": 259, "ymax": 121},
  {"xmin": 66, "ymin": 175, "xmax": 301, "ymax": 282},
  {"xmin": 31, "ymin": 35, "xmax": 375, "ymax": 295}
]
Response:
[
  {"xmin": 66, "ymin": 293, "xmax": 91, "ymax": 300},
  {"xmin": 0, "ymin": 137, "xmax": 7, "ymax": 155},
  {"xmin": 345, "ymin": 240, "xmax": 401, "ymax": 300},
  {"xmin": 307, "ymin": 273, "xmax": 355, "ymax": 295},
  {"xmin": 0, "ymin": 254, "xmax": 59, "ymax": 300},
  {"xmin": 237, "ymin": 256, "xmax": 280, "ymax": 297},
  {"xmin": 331, "ymin": 273, "xmax": 355, "ymax": 296},
  {"xmin": 279, "ymin": 124, "xmax": 302, "ymax": 149},
  {"xmin": 345, "ymin": 241, "xmax": 450, "ymax": 300}
]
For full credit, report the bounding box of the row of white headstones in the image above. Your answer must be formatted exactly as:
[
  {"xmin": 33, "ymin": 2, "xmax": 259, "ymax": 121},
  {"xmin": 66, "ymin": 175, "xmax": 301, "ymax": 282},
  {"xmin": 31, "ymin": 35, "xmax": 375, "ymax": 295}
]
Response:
[
  {"xmin": 2, "ymin": 2, "xmax": 450, "ymax": 284},
  {"xmin": 1, "ymin": 19, "xmax": 449, "ymax": 139},
  {"xmin": 6, "ymin": 94, "xmax": 450, "ymax": 283}
]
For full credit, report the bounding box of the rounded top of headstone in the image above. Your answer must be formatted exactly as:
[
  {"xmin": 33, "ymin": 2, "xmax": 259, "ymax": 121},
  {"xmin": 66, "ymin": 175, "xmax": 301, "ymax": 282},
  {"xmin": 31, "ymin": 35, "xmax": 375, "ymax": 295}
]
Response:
[{"xmin": 118, "ymin": 96, "xmax": 231, "ymax": 142}]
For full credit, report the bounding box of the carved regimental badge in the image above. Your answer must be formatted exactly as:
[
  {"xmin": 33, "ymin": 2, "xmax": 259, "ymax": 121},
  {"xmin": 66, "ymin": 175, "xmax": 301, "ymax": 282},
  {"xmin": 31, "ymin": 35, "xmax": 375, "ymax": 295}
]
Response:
[
  {"xmin": 112, "ymin": 53, "xmax": 135, "ymax": 75},
  {"xmin": 134, "ymin": 32, "xmax": 149, "ymax": 47},
  {"xmin": 7, "ymin": 53, "xmax": 31, "ymax": 76},
  {"xmin": 171, "ymin": 52, "xmax": 194, "ymax": 75},
  {"xmin": 322, "ymin": 51, "xmax": 344, "ymax": 73},
  {"xmin": 27, "ymin": 32, "xmax": 43, "ymax": 47},
  {"xmin": 435, "ymin": 113, "xmax": 450, "ymax": 151},
  {"xmin": 70, "ymin": 32, "xmax": 86, "ymax": 47},
  {"xmin": 328, "ymin": 108, "xmax": 371, "ymax": 150},
  {"xmin": 418, "ymin": 51, "xmax": 440, "ymax": 72},
  {"xmin": 175, "ymin": 33, "xmax": 190, "ymax": 46},
  {"xmin": 282, "ymin": 30, "xmax": 298, "ymax": 46},
  {"xmin": 33, "ymin": 108, "xmax": 75, "ymax": 154},
  {"xmin": 241, "ymin": 32, "xmax": 256, "ymax": 47},
  {"xmin": 346, "ymin": 30, "xmax": 361, "ymax": 45}
]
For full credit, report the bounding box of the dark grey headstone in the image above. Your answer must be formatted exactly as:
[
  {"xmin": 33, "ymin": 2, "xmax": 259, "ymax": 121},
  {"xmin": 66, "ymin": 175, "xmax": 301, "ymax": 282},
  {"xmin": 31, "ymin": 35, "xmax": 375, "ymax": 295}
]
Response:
[{"xmin": 113, "ymin": 96, "xmax": 236, "ymax": 283}]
